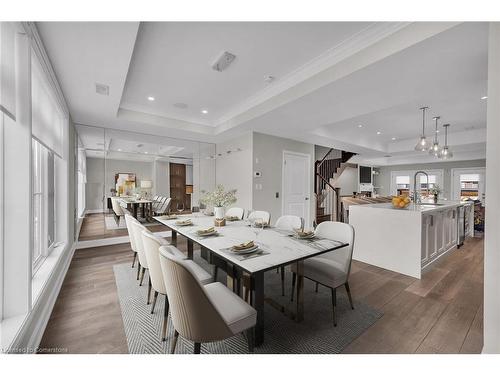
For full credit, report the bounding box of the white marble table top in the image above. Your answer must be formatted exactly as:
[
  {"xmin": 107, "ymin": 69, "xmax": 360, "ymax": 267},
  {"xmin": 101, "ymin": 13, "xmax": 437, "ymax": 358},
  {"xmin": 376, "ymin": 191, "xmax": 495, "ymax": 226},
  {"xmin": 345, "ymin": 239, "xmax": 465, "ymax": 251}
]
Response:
[{"xmin": 154, "ymin": 213, "xmax": 347, "ymax": 274}]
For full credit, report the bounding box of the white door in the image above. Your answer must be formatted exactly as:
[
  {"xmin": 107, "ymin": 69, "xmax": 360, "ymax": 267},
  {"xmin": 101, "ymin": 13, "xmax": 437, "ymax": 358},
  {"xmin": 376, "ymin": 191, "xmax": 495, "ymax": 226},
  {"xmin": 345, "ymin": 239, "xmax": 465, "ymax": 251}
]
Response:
[{"xmin": 282, "ymin": 151, "xmax": 311, "ymax": 227}]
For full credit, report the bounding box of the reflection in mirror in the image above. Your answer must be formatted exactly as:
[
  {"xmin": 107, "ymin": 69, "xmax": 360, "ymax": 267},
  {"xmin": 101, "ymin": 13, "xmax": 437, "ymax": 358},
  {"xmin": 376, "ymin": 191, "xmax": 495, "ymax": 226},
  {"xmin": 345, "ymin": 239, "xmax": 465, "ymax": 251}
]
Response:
[{"xmin": 75, "ymin": 124, "xmax": 215, "ymax": 241}]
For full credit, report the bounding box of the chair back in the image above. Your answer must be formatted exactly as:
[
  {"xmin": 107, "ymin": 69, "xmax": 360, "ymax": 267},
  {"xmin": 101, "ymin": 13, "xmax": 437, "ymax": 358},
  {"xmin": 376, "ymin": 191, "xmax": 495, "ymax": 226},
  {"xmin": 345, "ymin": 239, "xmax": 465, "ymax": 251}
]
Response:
[
  {"xmin": 315, "ymin": 221, "xmax": 355, "ymax": 277},
  {"xmin": 125, "ymin": 214, "xmax": 139, "ymax": 253},
  {"xmin": 111, "ymin": 197, "xmax": 124, "ymax": 216},
  {"xmin": 157, "ymin": 197, "xmax": 171, "ymax": 214},
  {"xmin": 158, "ymin": 248, "xmax": 232, "ymax": 343},
  {"xmin": 247, "ymin": 210, "xmax": 271, "ymax": 225},
  {"xmin": 275, "ymin": 215, "xmax": 303, "ymax": 231},
  {"xmin": 130, "ymin": 220, "xmax": 150, "ymax": 268},
  {"xmin": 141, "ymin": 231, "xmax": 168, "ymax": 294},
  {"xmin": 225, "ymin": 207, "xmax": 244, "ymax": 220}
]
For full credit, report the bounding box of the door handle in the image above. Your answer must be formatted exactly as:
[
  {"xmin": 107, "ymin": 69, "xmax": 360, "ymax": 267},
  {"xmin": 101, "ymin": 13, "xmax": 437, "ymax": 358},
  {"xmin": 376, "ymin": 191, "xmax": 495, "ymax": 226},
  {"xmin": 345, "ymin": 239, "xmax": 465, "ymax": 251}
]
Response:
[{"xmin": 305, "ymin": 197, "xmax": 309, "ymax": 200}]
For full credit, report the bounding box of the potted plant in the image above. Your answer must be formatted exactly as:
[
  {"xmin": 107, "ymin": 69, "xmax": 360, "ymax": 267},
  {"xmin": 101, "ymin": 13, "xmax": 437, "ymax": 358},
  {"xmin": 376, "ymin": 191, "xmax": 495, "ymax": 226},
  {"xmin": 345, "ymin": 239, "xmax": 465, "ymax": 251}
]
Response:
[
  {"xmin": 200, "ymin": 185, "xmax": 237, "ymax": 219},
  {"xmin": 429, "ymin": 184, "xmax": 442, "ymax": 204}
]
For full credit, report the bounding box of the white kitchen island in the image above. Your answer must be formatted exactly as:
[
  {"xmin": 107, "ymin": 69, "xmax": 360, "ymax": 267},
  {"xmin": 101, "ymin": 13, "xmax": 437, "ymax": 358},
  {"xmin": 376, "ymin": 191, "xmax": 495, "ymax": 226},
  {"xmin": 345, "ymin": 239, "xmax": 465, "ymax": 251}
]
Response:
[{"xmin": 349, "ymin": 201, "xmax": 473, "ymax": 279}]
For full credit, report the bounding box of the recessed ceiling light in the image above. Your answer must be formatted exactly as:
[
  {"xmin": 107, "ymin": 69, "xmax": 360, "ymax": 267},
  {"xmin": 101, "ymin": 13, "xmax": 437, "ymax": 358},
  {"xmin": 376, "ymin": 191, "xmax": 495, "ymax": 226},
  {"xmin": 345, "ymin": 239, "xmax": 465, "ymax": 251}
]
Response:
[
  {"xmin": 391, "ymin": 137, "xmax": 396, "ymax": 141},
  {"xmin": 201, "ymin": 109, "xmax": 208, "ymax": 114},
  {"xmin": 481, "ymin": 96, "xmax": 488, "ymax": 100},
  {"xmin": 376, "ymin": 131, "xmax": 381, "ymax": 135},
  {"xmin": 358, "ymin": 124, "xmax": 363, "ymax": 128},
  {"xmin": 117, "ymin": 148, "xmax": 122, "ymax": 151},
  {"xmin": 144, "ymin": 151, "xmax": 148, "ymax": 154},
  {"xmin": 147, "ymin": 96, "xmax": 155, "ymax": 101}
]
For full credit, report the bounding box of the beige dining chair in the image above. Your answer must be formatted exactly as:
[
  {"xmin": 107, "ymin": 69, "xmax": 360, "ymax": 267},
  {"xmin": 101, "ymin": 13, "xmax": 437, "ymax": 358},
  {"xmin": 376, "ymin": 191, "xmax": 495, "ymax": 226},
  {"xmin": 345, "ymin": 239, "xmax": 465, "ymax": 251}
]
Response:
[
  {"xmin": 111, "ymin": 197, "xmax": 125, "ymax": 225},
  {"xmin": 130, "ymin": 220, "xmax": 154, "ymax": 303},
  {"xmin": 159, "ymin": 247, "xmax": 257, "ymax": 354},
  {"xmin": 124, "ymin": 214, "xmax": 139, "ymax": 269},
  {"xmin": 275, "ymin": 215, "xmax": 304, "ymax": 295},
  {"xmin": 247, "ymin": 210, "xmax": 271, "ymax": 225},
  {"xmin": 290, "ymin": 221, "xmax": 355, "ymax": 326},
  {"xmin": 225, "ymin": 207, "xmax": 245, "ymax": 220}
]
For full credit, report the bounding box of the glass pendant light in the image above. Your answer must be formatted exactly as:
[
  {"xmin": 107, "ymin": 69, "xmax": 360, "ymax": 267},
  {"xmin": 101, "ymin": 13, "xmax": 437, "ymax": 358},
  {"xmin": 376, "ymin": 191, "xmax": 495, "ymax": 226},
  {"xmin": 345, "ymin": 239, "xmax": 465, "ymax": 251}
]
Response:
[
  {"xmin": 415, "ymin": 106, "xmax": 430, "ymax": 151},
  {"xmin": 429, "ymin": 116, "xmax": 443, "ymax": 157},
  {"xmin": 440, "ymin": 123, "xmax": 453, "ymax": 160}
]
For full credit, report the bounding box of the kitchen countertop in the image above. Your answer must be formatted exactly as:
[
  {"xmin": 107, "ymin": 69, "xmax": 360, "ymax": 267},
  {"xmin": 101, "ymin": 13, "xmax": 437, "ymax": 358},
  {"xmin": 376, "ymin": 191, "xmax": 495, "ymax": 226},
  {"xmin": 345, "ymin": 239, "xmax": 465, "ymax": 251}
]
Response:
[{"xmin": 351, "ymin": 200, "xmax": 471, "ymax": 213}]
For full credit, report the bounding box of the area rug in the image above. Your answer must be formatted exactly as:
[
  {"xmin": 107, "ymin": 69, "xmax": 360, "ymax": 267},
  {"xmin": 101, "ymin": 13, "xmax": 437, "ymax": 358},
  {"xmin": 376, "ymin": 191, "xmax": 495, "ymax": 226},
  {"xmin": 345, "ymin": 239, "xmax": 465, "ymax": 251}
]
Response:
[{"xmin": 113, "ymin": 253, "xmax": 382, "ymax": 354}]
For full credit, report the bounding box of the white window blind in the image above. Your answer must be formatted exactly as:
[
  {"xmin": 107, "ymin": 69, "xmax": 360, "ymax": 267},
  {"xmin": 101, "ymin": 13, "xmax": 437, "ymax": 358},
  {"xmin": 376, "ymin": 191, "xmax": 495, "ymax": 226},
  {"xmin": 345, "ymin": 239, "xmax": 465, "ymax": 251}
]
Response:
[
  {"xmin": 31, "ymin": 51, "xmax": 64, "ymax": 157},
  {"xmin": 396, "ymin": 176, "xmax": 410, "ymax": 185}
]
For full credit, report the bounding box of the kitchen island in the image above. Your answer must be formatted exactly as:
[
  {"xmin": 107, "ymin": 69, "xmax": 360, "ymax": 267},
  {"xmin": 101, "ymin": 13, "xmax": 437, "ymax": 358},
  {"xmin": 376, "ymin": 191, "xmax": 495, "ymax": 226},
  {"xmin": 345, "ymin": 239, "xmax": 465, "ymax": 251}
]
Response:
[{"xmin": 349, "ymin": 200, "xmax": 473, "ymax": 279}]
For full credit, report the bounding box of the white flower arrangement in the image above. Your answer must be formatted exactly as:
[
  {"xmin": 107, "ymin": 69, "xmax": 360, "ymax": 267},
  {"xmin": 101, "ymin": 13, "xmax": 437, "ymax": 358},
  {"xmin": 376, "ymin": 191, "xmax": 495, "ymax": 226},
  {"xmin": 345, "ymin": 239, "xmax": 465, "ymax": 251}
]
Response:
[
  {"xmin": 429, "ymin": 184, "xmax": 442, "ymax": 196},
  {"xmin": 200, "ymin": 185, "xmax": 237, "ymax": 208}
]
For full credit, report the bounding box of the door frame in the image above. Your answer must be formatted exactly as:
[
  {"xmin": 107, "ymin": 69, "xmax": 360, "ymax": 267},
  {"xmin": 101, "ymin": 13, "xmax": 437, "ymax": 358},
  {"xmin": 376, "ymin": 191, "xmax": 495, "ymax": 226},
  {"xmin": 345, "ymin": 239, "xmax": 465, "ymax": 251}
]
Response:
[
  {"xmin": 282, "ymin": 150, "xmax": 311, "ymax": 228},
  {"xmin": 450, "ymin": 167, "xmax": 486, "ymax": 204}
]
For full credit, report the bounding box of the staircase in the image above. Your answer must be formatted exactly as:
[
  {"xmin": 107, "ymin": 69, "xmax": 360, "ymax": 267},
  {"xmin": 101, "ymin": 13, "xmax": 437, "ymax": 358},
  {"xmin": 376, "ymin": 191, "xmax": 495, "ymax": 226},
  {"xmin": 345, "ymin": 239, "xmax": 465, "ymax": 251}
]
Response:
[{"xmin": 315, "ymin": 150, "xmax": 357, "ymax": 224}]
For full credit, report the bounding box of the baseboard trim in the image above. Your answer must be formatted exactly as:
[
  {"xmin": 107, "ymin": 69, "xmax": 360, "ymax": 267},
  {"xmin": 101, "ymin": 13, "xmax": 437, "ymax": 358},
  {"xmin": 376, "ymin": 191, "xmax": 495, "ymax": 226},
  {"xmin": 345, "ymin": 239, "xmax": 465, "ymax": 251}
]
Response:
[{"xmin": 76, "ymin": 230, "xmax": 172, "ymax": 249}]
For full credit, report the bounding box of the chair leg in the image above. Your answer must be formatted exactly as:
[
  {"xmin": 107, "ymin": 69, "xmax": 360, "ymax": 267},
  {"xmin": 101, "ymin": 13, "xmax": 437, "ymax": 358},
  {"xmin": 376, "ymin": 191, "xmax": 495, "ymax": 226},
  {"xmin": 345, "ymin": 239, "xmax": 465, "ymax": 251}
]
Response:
[
  {"xmin": 246, "ymin": 327, "xmax": 255, "ymax": 353},
  {"xmin": 170, "ymin": 330, "xmax": 179, "ymax": 354},
  {"xmin": 139, "ymin": 267, "xmax": 146, "ymax": 286},
  {"xmin": 290, "ymin": 272, "xmax": 296, "ymax": 302},
  {"xmin": 280, "ymin": 266, "xmax": 285, "ymax": 296},
  {"xmin": 194, "ymin": 342, "xmax": 201, "ymax": 354},
  {"xmin": 131, "ymin": 252, "xmax": 137, "ymax": 268},
  {"xmin": 213, "ymin": 266, "xmax": 218, "ymax": 282},
  {"xmin": 147, "ymin": 276, "xmax": 152, "ymax": 304},
  {"xmin": 162, "ymin": 294, "xmax": 169, "ymax": 341},
  {"xmin": 331, "ymin": 288, "xmax": 337, "ymax": 327},
  {"xmin": 315, "ymin": 282, "xmax": 319, "ymax": 293},
  {"xmin": 345, "ymin": 282, "xmax": 354, "ymax": 310},
  {"xmin": 136, "ymin": 264, "xmax": 141, "ymax": 280},
  {"xmin": 151, "ymin": 291, "xmax": 158, "ymax": 314}
]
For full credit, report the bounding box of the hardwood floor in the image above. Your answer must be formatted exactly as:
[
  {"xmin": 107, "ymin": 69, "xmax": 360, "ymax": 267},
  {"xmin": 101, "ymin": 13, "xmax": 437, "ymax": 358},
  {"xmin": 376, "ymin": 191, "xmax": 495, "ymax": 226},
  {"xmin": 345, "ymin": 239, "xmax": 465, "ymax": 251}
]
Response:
[
  {"xmin": 78, "ymin": 213, "xmax": 167, "ymax": 241},
  {"xmin": 40, "ymin": 234, "xmax": 484, "ymax": 354}
]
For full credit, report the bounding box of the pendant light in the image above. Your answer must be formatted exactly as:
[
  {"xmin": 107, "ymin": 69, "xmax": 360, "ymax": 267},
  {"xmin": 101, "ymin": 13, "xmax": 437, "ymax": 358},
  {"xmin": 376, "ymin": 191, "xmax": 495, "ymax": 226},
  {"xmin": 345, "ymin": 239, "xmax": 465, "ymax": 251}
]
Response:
[
  {"xmin": 440, "ymin": 123, "xmax": 453, "ymax": 159},
  {"xmin": 429, "ymin": 116, "xmax": 442, "ymax": 157},
  {"xmin": 415, "ymin": 106, "xmax": 430, "ymax": 151}
]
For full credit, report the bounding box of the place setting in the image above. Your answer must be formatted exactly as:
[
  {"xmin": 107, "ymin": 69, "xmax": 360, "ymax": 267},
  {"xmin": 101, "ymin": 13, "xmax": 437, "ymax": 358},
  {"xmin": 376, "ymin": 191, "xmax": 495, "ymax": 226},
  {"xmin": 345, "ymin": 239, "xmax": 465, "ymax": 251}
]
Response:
[
  {"xmin": 221, "ymin": 240, "xmax": 270, "ymax": 261},
  {"xmin": 192, "ymin": 226, "xmax": 221, "ymax": 238}
]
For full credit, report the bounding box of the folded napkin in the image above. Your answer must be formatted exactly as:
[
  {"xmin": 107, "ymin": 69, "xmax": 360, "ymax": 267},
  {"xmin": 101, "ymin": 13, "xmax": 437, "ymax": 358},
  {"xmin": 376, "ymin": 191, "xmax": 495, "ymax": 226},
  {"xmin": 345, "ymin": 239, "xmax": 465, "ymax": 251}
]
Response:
[
  {"xmin": 158, "ymin": 214, "xmax": 177, "ymax": 220},
  {"xmin": 197, "ymin": 227, "xmax": 215, "ymax": 234},
  {"xmin": 225, "ymin": 215, "xmax": 240, "ymax": 221},
  {"xmin": 296, "ymin": 229, "xmax": 314, "ymax": 237},
  {"xmin": 176, "ymin": 219, "xmax": 192, "ymax": 225},
  {"xmin": 232, "ymin": 240, "xmax": 255, "ymax": 251}
]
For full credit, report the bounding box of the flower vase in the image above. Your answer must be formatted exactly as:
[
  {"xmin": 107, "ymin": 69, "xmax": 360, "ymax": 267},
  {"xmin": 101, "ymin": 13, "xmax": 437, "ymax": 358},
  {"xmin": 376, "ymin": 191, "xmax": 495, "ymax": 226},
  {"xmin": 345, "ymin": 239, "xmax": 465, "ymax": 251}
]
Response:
[
  {"xmin": 214, "ymin": 206, "xmax": 225, "ymax": 220},
  {"xmin": 433, "ymin": 194, "xmax": 438, "ymax": 204}
]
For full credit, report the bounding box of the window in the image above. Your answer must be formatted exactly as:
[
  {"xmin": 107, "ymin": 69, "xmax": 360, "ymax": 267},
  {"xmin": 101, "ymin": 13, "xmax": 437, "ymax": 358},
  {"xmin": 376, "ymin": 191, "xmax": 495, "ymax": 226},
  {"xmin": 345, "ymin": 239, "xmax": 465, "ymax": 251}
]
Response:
[
  {"xmin": 395, "ymin": 175, "xmax": 410, "ymax": 195},
  {"xmin": 31, "ymin": 138, "xmax": 56, "ymax": 272}
]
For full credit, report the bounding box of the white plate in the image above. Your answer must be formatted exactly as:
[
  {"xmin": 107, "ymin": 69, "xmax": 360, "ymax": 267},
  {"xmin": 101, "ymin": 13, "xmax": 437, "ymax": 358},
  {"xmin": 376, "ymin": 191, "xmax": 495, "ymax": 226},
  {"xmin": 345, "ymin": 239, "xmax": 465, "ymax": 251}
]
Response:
[{"xmin": 231, "ymin": 245, "xmax": 259, "ymax": 254}]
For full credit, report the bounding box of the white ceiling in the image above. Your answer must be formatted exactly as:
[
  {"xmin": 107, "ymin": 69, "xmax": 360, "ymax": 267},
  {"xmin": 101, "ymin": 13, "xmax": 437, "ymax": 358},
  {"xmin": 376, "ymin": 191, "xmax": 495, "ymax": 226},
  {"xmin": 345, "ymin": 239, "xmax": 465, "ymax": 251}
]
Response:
[{"xmin": 37, "ymin": 21, "xmax": 489, "ymax": 166}]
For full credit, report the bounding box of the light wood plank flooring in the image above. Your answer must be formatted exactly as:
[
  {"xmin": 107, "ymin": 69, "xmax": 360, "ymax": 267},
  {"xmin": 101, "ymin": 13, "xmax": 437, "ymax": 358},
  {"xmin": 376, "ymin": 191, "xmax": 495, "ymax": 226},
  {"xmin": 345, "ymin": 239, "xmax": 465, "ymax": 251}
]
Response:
[
  {"xmin": 40, "ymin": 234, "xmax": 483, "ymax": 354},
  {"xmin": 78, "ymin": 213, "xmax": 166, "ymax": 242}
]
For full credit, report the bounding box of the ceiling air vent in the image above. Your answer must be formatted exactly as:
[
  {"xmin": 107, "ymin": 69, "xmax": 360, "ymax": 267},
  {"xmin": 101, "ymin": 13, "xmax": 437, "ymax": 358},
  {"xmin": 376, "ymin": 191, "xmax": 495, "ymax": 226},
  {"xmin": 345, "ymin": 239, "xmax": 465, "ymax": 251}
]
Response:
[
  {"xmin": 211, "ymin": 51, "xmax": 236, "ymax": 72},
  {"xmin": 95, "ymin": 83, "xmax": 109, "ymax": 96}
]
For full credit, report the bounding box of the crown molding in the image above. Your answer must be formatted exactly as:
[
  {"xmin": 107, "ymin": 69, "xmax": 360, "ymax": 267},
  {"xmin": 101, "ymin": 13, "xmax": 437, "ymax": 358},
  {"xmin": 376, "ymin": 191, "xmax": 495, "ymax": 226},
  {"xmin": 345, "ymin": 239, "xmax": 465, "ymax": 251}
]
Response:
[{"xmin": 215, "ymin": 22, "xmax": 411, "ymax": 125}]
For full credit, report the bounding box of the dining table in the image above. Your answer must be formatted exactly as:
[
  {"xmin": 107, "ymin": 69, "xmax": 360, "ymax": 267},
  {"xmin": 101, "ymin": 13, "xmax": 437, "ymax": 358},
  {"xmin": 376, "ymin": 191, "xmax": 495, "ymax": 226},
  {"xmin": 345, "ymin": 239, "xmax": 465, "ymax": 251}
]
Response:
[
  {"xmin": 119, "ymin": 198, "xmax": 154, "ymax": 221},
  {"xmin": 154, "ymin": 213, "xmax": 348, "ymax": 346}
]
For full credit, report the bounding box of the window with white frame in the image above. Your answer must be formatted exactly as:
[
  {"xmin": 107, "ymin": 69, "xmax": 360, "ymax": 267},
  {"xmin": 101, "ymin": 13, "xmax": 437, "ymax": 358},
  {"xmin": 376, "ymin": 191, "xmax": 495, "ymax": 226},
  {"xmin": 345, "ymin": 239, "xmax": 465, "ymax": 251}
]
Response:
[
  {"xmin": 390, "ymin": 169, "xmax": 444, "ymax": 197},
  {"xmin": 31, "ymin": 49, "xmax": 63, "ymax": 272},
  {"xmin": 32, "ymin": 138, "xmax": 56, "ymax": 272}
]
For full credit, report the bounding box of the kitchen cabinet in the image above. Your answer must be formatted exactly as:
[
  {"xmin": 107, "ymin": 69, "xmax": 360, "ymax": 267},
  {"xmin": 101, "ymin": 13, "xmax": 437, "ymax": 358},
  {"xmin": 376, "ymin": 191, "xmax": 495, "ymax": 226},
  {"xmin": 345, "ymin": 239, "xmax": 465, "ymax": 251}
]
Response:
[{"xmin": 421, "ymin": 207, "xmax": 458, "ymax": 267}]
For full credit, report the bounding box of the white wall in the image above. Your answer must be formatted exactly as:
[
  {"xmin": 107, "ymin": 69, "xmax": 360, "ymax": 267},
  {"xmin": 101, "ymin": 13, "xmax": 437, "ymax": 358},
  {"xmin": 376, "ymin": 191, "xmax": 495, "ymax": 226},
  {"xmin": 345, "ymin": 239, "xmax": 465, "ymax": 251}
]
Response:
[
  {"xmin": 483, "ymin": 22, "xmax": 500, "ymax": 354},
  {"xmin": 152, "ymin": 160, "xmax": 170, "ymax": 197},
  {"xmin": 215, "ymin": 132, "xmax": 253, "ymax": 210},
  {"xmin": 252, "ymin": 132, "xmax": 315, "ymax": 226},
  {"xmin": 332, "ymin": 166, "xmax": 358, "ymax": 196}
]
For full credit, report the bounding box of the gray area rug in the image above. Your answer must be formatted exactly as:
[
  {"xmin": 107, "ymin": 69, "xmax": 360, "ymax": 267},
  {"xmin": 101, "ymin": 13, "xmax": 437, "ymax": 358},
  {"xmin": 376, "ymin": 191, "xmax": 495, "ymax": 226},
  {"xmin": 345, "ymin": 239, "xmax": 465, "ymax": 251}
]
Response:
[{"xmin": 113, "ymin": 252, "xmax": 382, "ymax": 354}]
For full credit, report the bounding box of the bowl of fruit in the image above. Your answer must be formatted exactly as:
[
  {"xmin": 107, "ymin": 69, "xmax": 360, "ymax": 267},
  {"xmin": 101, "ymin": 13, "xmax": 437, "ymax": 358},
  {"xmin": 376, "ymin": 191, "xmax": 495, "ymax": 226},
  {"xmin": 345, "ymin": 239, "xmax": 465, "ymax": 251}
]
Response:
[{"xmin": 392, "ymin": 195, "xmax": 411, "ymax": 209}]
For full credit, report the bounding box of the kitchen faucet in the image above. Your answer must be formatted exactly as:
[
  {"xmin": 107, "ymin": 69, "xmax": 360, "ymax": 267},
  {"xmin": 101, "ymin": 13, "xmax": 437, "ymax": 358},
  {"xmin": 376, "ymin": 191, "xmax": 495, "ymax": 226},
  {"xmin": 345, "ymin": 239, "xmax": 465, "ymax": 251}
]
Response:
[{"xmin": 413, "ymin": 171, "xmax": 429, "ymax": 204}]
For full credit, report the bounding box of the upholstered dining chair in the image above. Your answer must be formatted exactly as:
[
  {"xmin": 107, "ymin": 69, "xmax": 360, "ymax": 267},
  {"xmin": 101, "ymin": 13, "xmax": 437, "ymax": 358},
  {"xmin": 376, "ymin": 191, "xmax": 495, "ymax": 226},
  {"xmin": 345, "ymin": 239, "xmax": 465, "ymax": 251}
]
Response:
[
  {"xmin": 225, "ymin": 207, "xmax": 245, "ymax": 220},
  {"xmin": 247, "ymin": 210, "xmax": 271, "ymax": 225},
  {"xmin": 110, "ymin": 197, "xmax": 125, "ymax": 225},
  {"xmin": 130, "ymin": 220, "xmax": 153, "ymax": 303},
  {"xmin": 159, "ymin": 247, "xmax": 257, "ymax": 354},
  {"xmin": 124, "ymin": 214, "xmax": 139, "ymax": 268},
  {"xmin": 275, "ymin": 215, "xmax": 304, "ymax": 295},
  {"xmin": 290, "ymin": 221, "xmax": 355, "ymax": 326},
  {"xmin": 154, "ymin": 197, "xmax": 171, "ymax": 216}
]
